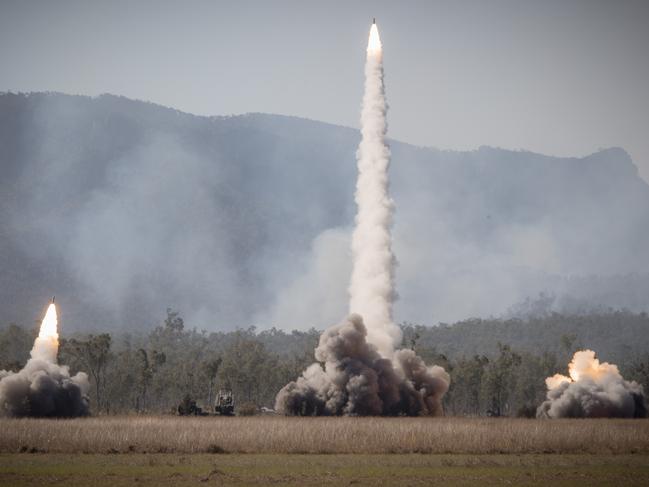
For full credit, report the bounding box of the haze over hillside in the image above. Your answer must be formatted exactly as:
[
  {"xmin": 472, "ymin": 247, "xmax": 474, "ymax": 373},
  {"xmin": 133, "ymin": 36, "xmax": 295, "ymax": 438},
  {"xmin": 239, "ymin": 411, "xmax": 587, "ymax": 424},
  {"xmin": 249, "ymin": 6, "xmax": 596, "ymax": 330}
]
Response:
[{"xmin": 1, "ymin": 92, "xmax": 648, "ymax": 331}]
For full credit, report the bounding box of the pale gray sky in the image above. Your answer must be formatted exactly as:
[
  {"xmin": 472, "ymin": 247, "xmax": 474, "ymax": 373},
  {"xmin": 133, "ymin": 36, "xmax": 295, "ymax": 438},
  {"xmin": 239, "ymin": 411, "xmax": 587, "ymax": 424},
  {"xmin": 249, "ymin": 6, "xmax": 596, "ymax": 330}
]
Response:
[{"xmin": 2, "ymin": 0, "xmax": 649, "ymax": 180}]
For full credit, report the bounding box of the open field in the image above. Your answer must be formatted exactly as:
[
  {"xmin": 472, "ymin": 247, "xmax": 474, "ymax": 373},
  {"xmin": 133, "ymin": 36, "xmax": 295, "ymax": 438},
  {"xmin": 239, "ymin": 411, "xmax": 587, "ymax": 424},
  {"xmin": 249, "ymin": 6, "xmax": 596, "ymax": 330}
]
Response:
[
  {"xmin": 1, "ymin": 453, "xmax": 649, "ymax": 486},
  {"xmin": 1, "ymin": 416, "xmax": 648, "ymax": 454},
  {"xmin": 1, "ymin": 418, "xmax": 648, "ymax": 486}
]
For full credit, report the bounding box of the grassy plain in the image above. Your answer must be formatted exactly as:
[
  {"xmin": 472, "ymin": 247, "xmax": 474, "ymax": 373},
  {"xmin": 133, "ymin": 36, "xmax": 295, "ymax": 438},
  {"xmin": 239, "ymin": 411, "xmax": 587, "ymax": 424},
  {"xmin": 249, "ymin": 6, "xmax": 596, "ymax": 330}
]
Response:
[
  {"xmin": 1, "ymin": 416, "xmax": 648, "ymax": 454},
  {"xmin": 1, "ymin": 417, "xmax": 648, "ymax": 486},
  {"xmin": 1, "ymin": 453, "xmax": 649, "ymax": 486}
]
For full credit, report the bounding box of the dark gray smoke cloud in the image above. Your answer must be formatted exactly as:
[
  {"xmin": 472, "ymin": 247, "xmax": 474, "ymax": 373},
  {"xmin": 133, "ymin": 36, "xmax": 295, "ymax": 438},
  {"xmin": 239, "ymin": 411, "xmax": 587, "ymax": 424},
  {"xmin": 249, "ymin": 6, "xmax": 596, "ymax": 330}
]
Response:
[
  {"xmin": 537, "ymin": 350, "xmax": 647, "ymax": 418},
  {"xmin": 275, "ymin": 314, "xmax": 449, "ymax": 416},
  {"xmin": 0, "ymin": 359, "xmax": 90, "ymax": 417}
]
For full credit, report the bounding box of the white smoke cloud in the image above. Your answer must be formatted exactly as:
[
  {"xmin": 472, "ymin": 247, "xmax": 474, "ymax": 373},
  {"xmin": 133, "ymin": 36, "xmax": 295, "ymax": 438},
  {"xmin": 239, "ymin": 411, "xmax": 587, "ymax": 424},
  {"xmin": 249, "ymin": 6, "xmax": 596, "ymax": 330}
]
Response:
[
  {"xmin": 261, "ymin": 227, "xmax": 351, "ymax": 330},
  {"xmin": 6, "ymin": 94, "xmax": 649, "ymax": 333},
  {"xmin": 537, "ymin": 349, "xmax": 646, "ymax": 418}
]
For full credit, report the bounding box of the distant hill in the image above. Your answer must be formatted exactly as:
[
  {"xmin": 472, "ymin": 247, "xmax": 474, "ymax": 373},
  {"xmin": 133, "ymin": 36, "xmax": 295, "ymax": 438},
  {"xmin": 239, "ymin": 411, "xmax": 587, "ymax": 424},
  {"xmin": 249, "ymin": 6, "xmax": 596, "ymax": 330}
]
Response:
[
  {"xmin": 402, "ymin": 311, "xmax": 649, "ymax": 363},
  {"xmin": 1, "ymin": 92, "xmax": 648, "ymax": 331}
]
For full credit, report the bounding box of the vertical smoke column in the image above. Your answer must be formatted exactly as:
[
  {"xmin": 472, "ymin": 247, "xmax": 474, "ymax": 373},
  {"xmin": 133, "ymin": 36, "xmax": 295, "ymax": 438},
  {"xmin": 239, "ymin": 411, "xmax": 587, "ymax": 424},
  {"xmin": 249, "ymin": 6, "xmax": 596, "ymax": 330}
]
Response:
[
  {"xmin": 274, "ymin": 21, "xmax": 450, "ymax": 416},
  {"xmin": 349, "ymin": 21, "xmax": 400, "ymax": 356}
]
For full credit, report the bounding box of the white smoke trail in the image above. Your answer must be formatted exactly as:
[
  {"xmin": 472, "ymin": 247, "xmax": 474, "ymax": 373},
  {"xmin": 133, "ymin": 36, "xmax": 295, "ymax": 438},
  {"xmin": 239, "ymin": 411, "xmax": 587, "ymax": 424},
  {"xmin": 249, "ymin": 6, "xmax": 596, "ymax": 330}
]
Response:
[
  {"xmin": 349, "ymin": 22, "xmax": 400, "ymax": 357},
  {"xmin": 275, "ymin": 22, "xmax": 450, "ymax": 416}
]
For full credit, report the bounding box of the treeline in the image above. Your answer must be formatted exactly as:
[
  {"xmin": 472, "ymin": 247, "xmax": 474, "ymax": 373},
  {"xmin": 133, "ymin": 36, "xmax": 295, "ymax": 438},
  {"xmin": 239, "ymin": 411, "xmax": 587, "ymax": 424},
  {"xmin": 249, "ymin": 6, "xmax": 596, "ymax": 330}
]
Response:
[
  {"xmin": 1, "ymin": 309, "xmax": 648, "ymax": 416},
  {"xmin": 403, "ymin": 309, "xmax": 649, "ymax": 363}
]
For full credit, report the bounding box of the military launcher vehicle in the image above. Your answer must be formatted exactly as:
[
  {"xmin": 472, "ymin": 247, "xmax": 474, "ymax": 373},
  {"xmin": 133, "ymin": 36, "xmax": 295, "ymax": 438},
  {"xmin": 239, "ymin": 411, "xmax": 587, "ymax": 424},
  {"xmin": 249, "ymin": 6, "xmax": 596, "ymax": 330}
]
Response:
[
  {"xmin": 177, "ymin": 394, "xmax": 206, "ymax": 416},
  {"xmin": 214, "ymin": 389, "xmax": 235, "ymax": 416}
]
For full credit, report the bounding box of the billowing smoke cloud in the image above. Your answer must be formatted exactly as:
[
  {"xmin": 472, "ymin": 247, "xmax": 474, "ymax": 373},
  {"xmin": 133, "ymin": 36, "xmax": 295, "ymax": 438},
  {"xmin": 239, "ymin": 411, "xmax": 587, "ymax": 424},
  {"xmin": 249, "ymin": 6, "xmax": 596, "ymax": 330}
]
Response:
[
  {"xmin": 0, "ymin": 303, "xmax": 89, "ymax": 417},
  {"xmin": 275, "ymin": 22, "xmax": 450, "ymax": 416},
  {"xmin": 537, "ymin": 349, "xmax": 646, "ymax": 418},
  {"xmin": 276, "ymin": 314, "xmax": 449, "ymax": 415}
]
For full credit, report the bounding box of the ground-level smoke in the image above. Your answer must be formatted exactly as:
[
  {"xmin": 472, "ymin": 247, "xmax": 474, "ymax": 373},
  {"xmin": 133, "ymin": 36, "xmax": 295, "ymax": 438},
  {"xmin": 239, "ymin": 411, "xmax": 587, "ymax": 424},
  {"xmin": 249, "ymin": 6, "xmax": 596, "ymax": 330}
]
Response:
[
  {"xmin": 276, "ymin": 314, "xmax": 449, "ymax": 415},
  {"xmin": 537, "ymin": 349, "xmax": 646, "ymax": 418},
  {"xmin": 0, "ymin": 302, "xmax": 89, "ymax": 417},
  {"xmin": 275, "ymin": 21, "xmax": 450, "ymax": 416}
]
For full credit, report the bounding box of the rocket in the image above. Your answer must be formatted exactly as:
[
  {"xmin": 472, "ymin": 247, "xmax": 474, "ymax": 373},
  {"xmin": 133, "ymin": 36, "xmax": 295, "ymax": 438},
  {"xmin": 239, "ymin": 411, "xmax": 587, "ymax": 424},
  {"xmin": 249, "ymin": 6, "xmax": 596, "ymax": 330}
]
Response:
[{"xmin": 51, "ymin": 296, "xmax": 55, "ymax": 304}]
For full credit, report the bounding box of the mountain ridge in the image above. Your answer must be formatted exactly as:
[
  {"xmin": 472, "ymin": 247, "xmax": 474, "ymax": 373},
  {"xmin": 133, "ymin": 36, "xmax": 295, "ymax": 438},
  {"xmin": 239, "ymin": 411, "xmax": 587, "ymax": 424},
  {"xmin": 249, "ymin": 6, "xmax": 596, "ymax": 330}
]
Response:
[
  {"xmin": 2, "ymin": 91, "xmax": 637, "ymax": 166},
  {"xmin": 1, "ymin": 91, "xmax": 648, "ymax": 332}
]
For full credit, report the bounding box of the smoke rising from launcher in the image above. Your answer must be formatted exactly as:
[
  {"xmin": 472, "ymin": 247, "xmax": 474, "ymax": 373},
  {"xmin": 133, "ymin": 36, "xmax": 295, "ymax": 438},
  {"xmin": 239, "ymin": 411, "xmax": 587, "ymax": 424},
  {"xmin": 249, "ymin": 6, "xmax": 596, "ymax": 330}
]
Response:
[
  {"xmin": 0, "ymin": 300, "xmax": 89, "ymax": 417},
  {"xmin": 349, "ymin": 19, "xmax": 398, "ymax": 356},
  {"xmin": 537, "ymin": 350, "xmax": 646, "ymax": 418},
  {"xmin": 275, "ymin": 20, "xmax": 450, "ymax": 416}
]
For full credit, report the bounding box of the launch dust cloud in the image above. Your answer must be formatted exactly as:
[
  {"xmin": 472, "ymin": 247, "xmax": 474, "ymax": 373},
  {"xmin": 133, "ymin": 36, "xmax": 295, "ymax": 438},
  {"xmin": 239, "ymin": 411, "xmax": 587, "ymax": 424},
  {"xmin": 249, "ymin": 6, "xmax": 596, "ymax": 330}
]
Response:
[
  {"xmin": 0, "ymin": 302, "xmax": 89, "ymax": 417},
  {"xmin": 537, "ymin": 349, "xmax": 646, "ymax": 418},
  {"xmin": 275, "ymin": 21, "xmax": 450, "ymax": 416}
]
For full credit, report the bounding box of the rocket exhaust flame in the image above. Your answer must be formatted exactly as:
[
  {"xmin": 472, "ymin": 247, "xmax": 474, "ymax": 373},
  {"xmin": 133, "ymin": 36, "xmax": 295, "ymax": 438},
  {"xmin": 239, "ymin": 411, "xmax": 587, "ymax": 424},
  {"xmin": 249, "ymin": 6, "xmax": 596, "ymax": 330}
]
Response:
[
  {"xmin": 38, "ymin": 302, "xmax": 58, "ymax": 340},
  {"xmin": 0, "ymin": 299, "xmax": 89, "ymax": 417},
  {"xmin": 275, "ymin": 21, "xmax": 450, "ymax": 416},
  {"xmin": 537, "ymin": 350, "xmax": 646, "ymax": 418},
  {"xmin": 367, "ymin": 22, "xmax": 382, "ymax": 54},
  {"xmin": 31, "ymin": 302, "xmax": 59, "ymax": 364}
]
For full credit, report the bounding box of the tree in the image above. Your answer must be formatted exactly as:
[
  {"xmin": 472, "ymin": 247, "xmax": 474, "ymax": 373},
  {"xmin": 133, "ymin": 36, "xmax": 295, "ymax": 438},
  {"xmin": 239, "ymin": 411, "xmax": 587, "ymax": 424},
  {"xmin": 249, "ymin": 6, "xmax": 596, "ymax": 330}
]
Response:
[
  {"xmin": 164, "ymin": 308, "xmax": 184, "ymax": 333},
  {"xmin": 510, "ymin": 352, "xmax": 556, "ymax": 417},
  {"xmin": 218, "ymin": 331, "xmax": 275, "ymax": 406},
  {"xmin": 627, "ymin": 354, "xmax": 649, "ymax": 397},
  {"xmin": 136, "ymin": 348, "xmax": 166, "ymax": 412},
  {"xmin": 60, "ymin": 334, "xmax": 112, "ymax": 413},
  {"xmin": 559, "ymin": 332, "xmax": 579, "ymax": 364},
  {"xmin": 481, "ymin": 343, "xmax": 521, "ymax": 416},
  {"xmin": 447, "ymin": 355, "xmax": 488, "ymax": 416},
  {"xmin": 202, "ymin": 357, "xmax": 222, "ymax": 406}
]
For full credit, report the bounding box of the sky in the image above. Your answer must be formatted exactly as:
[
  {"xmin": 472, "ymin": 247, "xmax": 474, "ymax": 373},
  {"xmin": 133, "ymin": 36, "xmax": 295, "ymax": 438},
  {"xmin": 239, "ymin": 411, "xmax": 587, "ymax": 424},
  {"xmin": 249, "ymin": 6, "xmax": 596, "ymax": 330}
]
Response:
[{"xmin": 1, "ymin": 0, "xmax": 649, "ymax": 181}]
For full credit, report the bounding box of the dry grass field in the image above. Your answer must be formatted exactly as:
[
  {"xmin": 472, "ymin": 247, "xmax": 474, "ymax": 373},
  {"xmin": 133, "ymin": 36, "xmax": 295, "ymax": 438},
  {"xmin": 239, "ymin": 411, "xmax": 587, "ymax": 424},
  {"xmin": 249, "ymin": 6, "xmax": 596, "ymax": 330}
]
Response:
[
  {"xmin": 1, "ymin": 416, "xmax": 648, "ymax": 454},
  {"xmin": 1, "ymin": 417, "xmax": 648, "ymax": 486}
]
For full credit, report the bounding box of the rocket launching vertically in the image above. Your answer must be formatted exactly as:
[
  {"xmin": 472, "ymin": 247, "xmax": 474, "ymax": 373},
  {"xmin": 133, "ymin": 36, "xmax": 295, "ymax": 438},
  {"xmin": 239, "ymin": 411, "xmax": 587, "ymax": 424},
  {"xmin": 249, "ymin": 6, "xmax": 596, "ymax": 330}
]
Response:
[
  {"xmin": 275, "ymin": 21, "xmax": 449, "ymax": 416},
  {"xmin": 31, "ymin": 302, "xmax": 59, "ymax": 363},
  {"xmin": 349, "ymin": 20, "xmax": 400, "ymax": 356},
  {"xmin": 0, "ymin": 299, "xmax": 89, "ymax": 417}
]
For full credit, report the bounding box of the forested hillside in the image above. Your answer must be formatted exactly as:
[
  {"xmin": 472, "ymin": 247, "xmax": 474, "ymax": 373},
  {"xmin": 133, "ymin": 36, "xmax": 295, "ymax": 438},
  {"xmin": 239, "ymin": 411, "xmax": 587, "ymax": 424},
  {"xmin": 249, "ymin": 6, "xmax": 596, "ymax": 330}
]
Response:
[{"xmin": 2, "ymin": 93, "xmax": 649, "ymax": 332}]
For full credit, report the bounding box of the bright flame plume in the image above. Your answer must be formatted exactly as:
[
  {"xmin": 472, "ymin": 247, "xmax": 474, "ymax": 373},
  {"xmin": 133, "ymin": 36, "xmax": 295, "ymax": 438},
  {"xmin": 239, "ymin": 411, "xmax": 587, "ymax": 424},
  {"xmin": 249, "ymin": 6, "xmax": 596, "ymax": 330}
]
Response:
[
  {"xmin": 38, "ymin": 303, "xmax": 59, "ymax": 340},
  {"xmin": 30, "ymin": 302, "xmax": 59, "ymax": 363},
  {"xmin": 545, "ymin": 349, "xmax": 620, "ymax": 390},
  {"xmin": 367, "ymin": 23, "xmax": 382, "ymax": 54}
]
